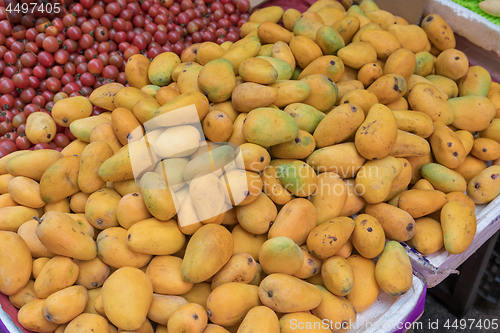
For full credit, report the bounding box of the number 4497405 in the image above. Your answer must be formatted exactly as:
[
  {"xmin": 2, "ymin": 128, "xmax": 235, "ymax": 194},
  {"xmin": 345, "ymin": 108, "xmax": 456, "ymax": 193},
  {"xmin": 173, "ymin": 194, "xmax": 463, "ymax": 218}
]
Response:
[
  {"xmin": 444, "ymin": 319, "xmax": 498, "ymax": 330},
  {"xmin": 6, "ymin": 2, "xmax": 62, "ymax": 14}
]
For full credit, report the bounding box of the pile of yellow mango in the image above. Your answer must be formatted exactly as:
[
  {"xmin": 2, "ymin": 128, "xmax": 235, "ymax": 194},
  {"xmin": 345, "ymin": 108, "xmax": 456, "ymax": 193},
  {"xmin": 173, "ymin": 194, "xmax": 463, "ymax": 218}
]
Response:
[{"xmin": 2, "ymin": 0, "xmax": 500, "ymax": 332}]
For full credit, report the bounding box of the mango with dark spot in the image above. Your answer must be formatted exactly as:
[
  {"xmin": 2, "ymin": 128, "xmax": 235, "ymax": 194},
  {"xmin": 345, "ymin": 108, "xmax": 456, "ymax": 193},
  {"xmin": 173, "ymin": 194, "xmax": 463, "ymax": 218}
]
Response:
[
  {"xmin": 367, "ymin": 74, "xmax": 406, "ymax": 104},
  {"xmin": 375, "ymin": 241, "xmax": 412, "ymax": 296},
  {"xmin": 458, "ymin": 66, "xmax": 491, "ymax": 97},
  {"xmin": 388, "ymin": 24, "xmax": 428, "ymax": 53},
  {"xmin": 352, "ymin": 214, "xmax": 385, "ymax": 259},
  {"xmin": 435, "ymin": 49, "xmax": 469, "ymax": 81},
  {"xmin": 406, "ymin": 217, "xmax": 444, "ymax": 255},
  {"xmin": 40, "ymin": 155, "xmax": 80, "ymax": 203},
  {"xmin": 337, "ymin": 41, "xmax": 377, "ymax": 69},
  {"xmin": 365, "ymin": 203, "xmax": 416, "ymax": 242},
  {"xmin": 259, "ymin": 273, "xmax": 322, "ymax": 313},
  {"xmin": 467, "ymin": 165, "xmax": 500, "ymax": 204},
  {"xmin": 300, "ymin": 74, "xmax": 338, "ymax": 112},
  {"xmin": 407, "ymin": 82, "xmax": 454, "ymax": 125},
  {"xmin": 429, "ymin": 121, "xmax": 466, "ymax": 169},
  {"xmin": 271, "ymin": 130, "xmax": 316, "ymax": 160},
  {"xmin": 306, "ymin": 217, "xmax": 355, "ymax": 258},
  {"xmin": 471, "ymin": 138, "xmax": 500, "ymax": 161},
  {"xmin": 421, "ymin": 14, "xmax": 456, "ymax": 51}
]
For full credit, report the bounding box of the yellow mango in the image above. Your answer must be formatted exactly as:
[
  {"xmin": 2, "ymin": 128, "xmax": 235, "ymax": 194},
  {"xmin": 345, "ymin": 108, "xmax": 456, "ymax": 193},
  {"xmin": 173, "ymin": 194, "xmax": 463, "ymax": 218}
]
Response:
[
  {"xmin": 181, "ymin": 224, "xmax": 233, "ymax": 283},
  {"xmin": 25, "ymin": 112, "xmax": 57, "ymax": 144},
  {"xmin": 237, "ymin": 306, "xmax": 279, "ymax": 333},
  {"xmin": 307, "ymin": 217, "xmax": 355, "ymax": 258},
  {"xmin": 365, "ymin": 203, "xmax": 416, "ymax": 242},
  {"xmin": 259, "ymin": 237, "xmax": 303, "ymax": 275},
  {"xmin": 259, "ymin": 274, "xmax": 321, "ymax": 312},
  {"xmin": 64, "ymin": 313, "xmax": 109, "ymax": 333},
  {"xmin": 268, "ymin": 198, "xmax": 317, "ymax": 245},
  {"xmin": 89, "ymin": 83, "xmax": 124, "ymax": 111},
  {"xmin": 407, "ymin": 82, "xmax": 454, "ymax": 124},
  {"xmin": 148, "ymin": 52, "xmax": 180, "ymax": 87},
  {"xmin": 36, "ymin": 211, "xmax": 97, "ymax": 261},
  {"xmin": 34, "ymin": 256, "xmax": 79, "ymax": 299},
  {"xmin": 78, "ymin": 141, "xmax": 114, "ymax": 194},
  {"xmin": 321, "ymin": 256, "xmax": 354, "ymax": 296},
  {"xmin": 306, "ymin": 142, "xmax": 365, "ymax": 177},
  {"xmin": 52, "ymin": 96, "xmax": 93, "ymax": 127},
  {"xmin": 421, "ymin": 14, "xmax": 455, "ymax": 51},
  {"xmin": 70, "ymin": 115, "xmax": 112, "ymax": 143},
  {"xmin": 146, "ymin": 256, "xmax": 193, "ymax": 295},
  {"xmin": 85, "ymin": 188, "xmax": 122, "ymax": 229},
  {"xmin": 168, "ymin": 303, "xmax": 208, "ymax": 333},
  {"xmin": 211, "ymin": 253, "xmax": 258, "ymax": 289},
  {"xmin": 101, "ymin": 267, "xmax": 153, "ymax": 331},
  {"xmin": 289, "ymin": 36, "xmax": 323, "ymax": 69},
  {"xmin": 125, "ymin": 54, "xmax": 151, "ymax": 89},
  {"xmin": 39, "ymin": 156, "xmax": 80, "ymax": 203},
  {"xmin": 406, "ymin": 217, "xmax": 444, "ymax": 255},
  {"xmin": 147, "ymin": 294, "xmax": 188, "ymax": 325},
  {"xmin": 352, "ymin": 214, "xmax": 385, "ymax": 259},
  {"xmin": 441, "ymin": 201, "xmax": 477, "ymax": 254},
  {"xmin": 97, "ymin": 227, "xmax": 152, "ymax": 268},
  {"xmin": 18, "ymin": 299, "xmax": 60, "ymax": 333},
  {"xmin": 375, "ymin": 241, "xmax": 413, "ymax": 296},
  {"xmin": 42, "ymin": 285, "xmax": 88, "ymax": 324},
  {"xmin": 311, "ymin": 286, "xmax": 356, "ymax": 333},
  {"xmin": 0, "ymin": 231, "xmax": 32, "ymax": 295},
  {"xmin": 207, "ymin": 283, "xmax": 261, "ymax": 326},
  {"xmin": 75, "ymin": 257, "xmax": 110, "ymax": 290},
  {"xmin": 345, "ymin": 255, "xmax": 379, "ymax": 313}
]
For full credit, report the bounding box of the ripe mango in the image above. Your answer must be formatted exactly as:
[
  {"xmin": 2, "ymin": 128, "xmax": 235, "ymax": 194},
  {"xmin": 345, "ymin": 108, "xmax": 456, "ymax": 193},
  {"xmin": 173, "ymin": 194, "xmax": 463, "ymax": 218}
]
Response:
[
  {"xmin": 307, "ymin": 217, "xmax": 355, "ymax": 258},
  {"xmin": 365, "ymin": 203, "xmax": 416, "ymax": 242},
  {"xmin": 207, "ymin": 282, "xmax": 261, "ymax": 326},
  {"xmin": 467, "ymin": 165, "xmax": 500, "ymax": 204},
  {"xmin": 96, "ymin": 227, "xmax": 152, "ymax": 269},
  {"xmin": 42, "ymin": 285, "xmax": 88, "ymax": 324},
  {"xmin": 36, "ymin": 211, "xmax": 97, "ymax": 261},
  {"xmin": 259, "ymin": 237, "xmax": 303, "ymax": 275},
  {"xmin": 345, "ymin": 255, "xmax": 379, "ymax": 313},
  {"xmin": 39, "ymin": 156, "xmax": 80, "ymax": 203},
  {"xmin": 101, "ymin": 267, "xmax": 153, "ymax": 331},
  {"xmin": 259, "ymin": 273, "xmax": 321, "ymax": 312},
  {"xmin": 34, "ymin": 256, "xmax": 79, "ymax": 299},
  {"xmin": 311, "ymin": 286, "xmax": 357, "ymax": 333},
  {"xmin": 375, "ymin": 241, "xmax": 413, "ymax": 296},
  {"xmin": 268, "ymin": 198, "xmax": 317, "ymax": 245},
  {"xmin": 243, "ymin": 108, "xmax": 299, "ymax": 147},
  {"xmin": 237, "ymin": 306, "xmax": 280, "ymax": 333},
  {"xmin": 0, "ymin": 231, "xmax": 32, "ymax": 295},
  {"xmin": 181, "ymin": 224, "xmax": 233, "ymax": 283},
  {"xmin": 352, "ymin": 214, "xmax": 385, "ymax": 259}
]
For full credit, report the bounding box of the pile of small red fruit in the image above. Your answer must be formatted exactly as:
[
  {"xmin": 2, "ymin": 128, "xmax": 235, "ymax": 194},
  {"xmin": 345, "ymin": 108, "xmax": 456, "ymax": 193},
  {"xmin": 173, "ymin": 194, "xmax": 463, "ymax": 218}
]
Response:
[{"xmin": 0, "ymin": 0, "xmax": 250, "ymax": 157}]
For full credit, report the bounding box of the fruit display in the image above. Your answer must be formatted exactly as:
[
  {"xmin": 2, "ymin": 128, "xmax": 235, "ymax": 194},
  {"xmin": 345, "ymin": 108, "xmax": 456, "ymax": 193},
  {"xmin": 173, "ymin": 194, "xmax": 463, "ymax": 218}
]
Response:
[
  {"xmin": 1, "ymin": 0, "xmax": 500, "ymax": 332},
  {"xmin": 0, "ymin": 0, "xmax": 251, "ymax": 155}
]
